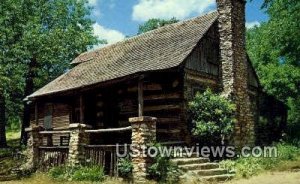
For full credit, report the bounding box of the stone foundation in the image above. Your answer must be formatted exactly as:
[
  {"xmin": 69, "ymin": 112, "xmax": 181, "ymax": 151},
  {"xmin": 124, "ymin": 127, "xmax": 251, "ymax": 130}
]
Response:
[
  {"xmin": 129, "ymin": 116, "xmax": 157, "ymax": 183},
  {"xmin": 24, "ymin": 126, "xmax": 44, "ymax": 170},
  {"xmin": 67, "ymin": 123, "xmax": 90, "ymax": 166}
]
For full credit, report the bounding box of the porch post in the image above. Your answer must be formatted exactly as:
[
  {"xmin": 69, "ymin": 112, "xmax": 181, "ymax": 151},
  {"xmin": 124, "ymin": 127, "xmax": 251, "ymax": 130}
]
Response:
[
  {"xmin": 67, "ymin": 123, "xmax": 90, "ymax": 166},
  {"xmin": 34, "ymin": 102, "xmax": 38, "ymax": 126},
  {"xmin": 129, "ymin": 116, "xmax": 157, "ymax": 183},
  {"xmin": 79, "ymin": 95, "xmax": 84, "ymax": 123},
  {"xmin": 138, "ymin": 76, "xmax": 144, "ymax": 117},
  {"xmin": 24, "ymin": 125, "xmax": 44, "ymax": 170}
]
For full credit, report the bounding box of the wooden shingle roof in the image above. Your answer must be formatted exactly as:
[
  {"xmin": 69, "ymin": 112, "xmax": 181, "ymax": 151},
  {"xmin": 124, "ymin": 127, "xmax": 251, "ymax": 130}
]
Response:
[{"xmin": 28, "ymin": 11, "xmax": 218, "ymax": 99}]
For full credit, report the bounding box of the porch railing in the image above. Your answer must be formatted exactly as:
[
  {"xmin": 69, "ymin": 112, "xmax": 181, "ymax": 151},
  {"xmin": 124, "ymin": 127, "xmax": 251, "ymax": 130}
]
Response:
[
  {"xmin": 84, "ymin": 145, "xmax": 129, "ymax": 176},
  {"xmin": 38, "ymin": 146, "xmax": 69, "ymax": 170},
  {"xmin": 34, "ymin": 126, "xmax": 132, "ymax": 175}
]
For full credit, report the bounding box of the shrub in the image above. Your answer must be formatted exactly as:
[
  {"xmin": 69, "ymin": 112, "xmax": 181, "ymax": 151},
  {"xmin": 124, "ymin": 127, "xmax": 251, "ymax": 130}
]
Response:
[
  {"xmin": 72, "ymin": 165, "xmax": 104, "ymax": 181},
  {"xmin": 147, "ymin": 144, "xmax": 181, "ymax": 183},
  {"xmin": 118, "ymin": 157, "xmax": 133, "ymax": 178},
  {"xmin": 49, "ymin": 166, "xmax": 65, "ymax": 180},
  {"xmin": 189, "ymin": 88, "xmax": 236, "ymax": 145},
  {"xmin": 49, "ymin": 165, "xmax": 105, "ymax": 182}
]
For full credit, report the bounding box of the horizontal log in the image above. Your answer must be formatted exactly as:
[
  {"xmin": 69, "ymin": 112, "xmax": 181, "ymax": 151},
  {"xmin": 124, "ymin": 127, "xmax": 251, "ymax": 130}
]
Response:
[
  {"xmin": 157, "ymin": 118, "xmax": 182, "ymax": 123},
  {"xmin": 144, "ymin": 92, "xmax": 182, "ymax": 101},
  {"xmin": 157, "ymin": 129, "xmax": 181, "ymax": 134},
  {"xmin": 39, "ymin": 130, "xmax": 71, "ymax": 134},
  {"xmin": 53, "ymin": 127, "xmax": 69, "ymax": 131},
  {"xmin": 85, "ymin": 126, "xmax": 132, "ymax": 133},
  {"xmin": 128, "ymin": 83, "xmax": 163, "ymax": 92},
  {"xmin": 185, "ymin": 72, "xmax": 217, "ymax": 85},
  {"xmin": 85, "ymin": 144, "xmax": 130, "ymax": 148},
  {"xmin": 39, "ymin": 146, "xmax": 69, "ymax": 149},
  {"xmin": 144, "ymin": 104, "xmax": 181, "ymax": 112}
]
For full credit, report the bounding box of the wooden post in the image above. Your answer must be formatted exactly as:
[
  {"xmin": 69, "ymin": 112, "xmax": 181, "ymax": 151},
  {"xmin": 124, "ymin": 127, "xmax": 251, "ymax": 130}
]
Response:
[
  {"xmin": 138, "ymin": 76, "xmax": 144, "ymax": 117},
  {"xmin": 80, "ymin": 95, "xmax": 84, "ymax": 123},
  {"xmin": 34, "ymin": 102, "xmax": 38, "ymax": 126}
]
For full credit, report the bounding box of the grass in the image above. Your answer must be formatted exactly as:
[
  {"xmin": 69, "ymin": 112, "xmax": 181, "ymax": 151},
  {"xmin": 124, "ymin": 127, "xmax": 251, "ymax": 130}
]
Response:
[
  {"xmin": 0, "ymin": 173, "xmax": 125, "ymax": 184},
  {"xmin": 220, "ymin": 143, "xmax": 300, "ymax": 178},
  {"xmin": 225, "ymin": 171, "xmax": 300, "ymax": 184},
  {"xmin": 49, "ymin": 165, "xmax": 105, "ymax": 182},
  {"xmin": 0, "ymin": 130, "xmax": 23, "ymax": 176}
]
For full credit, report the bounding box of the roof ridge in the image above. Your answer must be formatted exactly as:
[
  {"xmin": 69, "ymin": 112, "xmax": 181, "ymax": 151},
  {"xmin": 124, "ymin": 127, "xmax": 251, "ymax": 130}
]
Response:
[{"xmin": 72, "ymin": 11, "xmax": 218, "ymax": 64}]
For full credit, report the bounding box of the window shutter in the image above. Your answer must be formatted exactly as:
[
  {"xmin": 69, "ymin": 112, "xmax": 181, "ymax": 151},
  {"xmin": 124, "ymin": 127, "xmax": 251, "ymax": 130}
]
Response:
[{"xmin": 44, "ymin": 104, "xmax": 53, "ymax": 130}]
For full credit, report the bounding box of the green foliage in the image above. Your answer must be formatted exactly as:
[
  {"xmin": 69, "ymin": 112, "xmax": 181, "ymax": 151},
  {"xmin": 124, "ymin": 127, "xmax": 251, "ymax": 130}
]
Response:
[
  {"xmin": 137, "ymin": 18, "xmax": 179, "ymax": 34},
  {"xmin": 246, "ymin": 0, "xmax": 300, "ymax": 137},
  {"xmin": 49, "ymin": 165, "xmax": 105, "ymax": 182},
  {"xmin": 72, "ymin": 166, "xmax": 104, "ymax": 181},
  {"xmin": 0, "ymin": 0, "xmax": 99, "ymax": 133},
  {"xmin": 147, "ymin": 144, "xmax": 181, "ymax": 183},
  {"xmin": 118, "ymin": 157, "xmax": 133, "ymax": 178},
  {"xmin": 49, "ymin": 166, "xmax": 65, "ymax": 180},
  {"xmin": 189, "ymin": 89, "xmax": 236, "ymax": 145},
  {"xmin": 220, "ymin": 143, "xmax": 300, "ymax": 178}
]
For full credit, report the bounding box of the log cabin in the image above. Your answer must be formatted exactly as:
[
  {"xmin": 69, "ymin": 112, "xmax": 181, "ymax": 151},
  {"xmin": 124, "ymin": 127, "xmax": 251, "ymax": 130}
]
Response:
[{"xmin": 24, "ymin": 0, "xmax": 286, "ymax": 174}]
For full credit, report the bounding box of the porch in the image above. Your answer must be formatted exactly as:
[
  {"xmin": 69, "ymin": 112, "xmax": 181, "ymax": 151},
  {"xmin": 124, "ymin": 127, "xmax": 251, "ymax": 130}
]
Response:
[{"xmin": 33, "ymin": 126, "xmax": 131, "ymax": 175}]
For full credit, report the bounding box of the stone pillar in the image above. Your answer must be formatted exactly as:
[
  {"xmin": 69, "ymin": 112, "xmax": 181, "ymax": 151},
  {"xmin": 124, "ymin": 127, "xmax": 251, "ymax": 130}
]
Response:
[
  {"xmin": 129, "ymin": 116, "xmax": 157, "ymax": 183},
  {"xmin": 217, "ymin": 0, "xmax": 255, "ymax": 146},
  {"xmin": 68, "ymin": 123, "xmax": 90, "ymax": 166},
  {"xmin": 24, "ymin": 126, "xmax": 44, "ymax": 170}
]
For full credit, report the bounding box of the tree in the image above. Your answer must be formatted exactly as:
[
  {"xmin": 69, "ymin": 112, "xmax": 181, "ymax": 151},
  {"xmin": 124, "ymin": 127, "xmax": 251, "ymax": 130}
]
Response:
[
  {"xmin": 0, "ymin": 0, "xmax": 99, "ymax": 144},
  {"xmin": 246, "ymin": 0, "xmax": 300, "ymax": 138},
  {"xmin": 0, "ymin": 70, "xmax": 9, "ymax": 147},
  {"xmin": 137, "ymin": 18, "xmax": 179, "ymax": 34}
]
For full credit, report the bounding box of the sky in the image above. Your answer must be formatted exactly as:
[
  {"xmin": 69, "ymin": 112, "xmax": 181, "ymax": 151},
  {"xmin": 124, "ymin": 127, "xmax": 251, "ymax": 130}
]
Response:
[{"xmin": 88, "ymin": 0, "xmax": 268, "ymax": 45}]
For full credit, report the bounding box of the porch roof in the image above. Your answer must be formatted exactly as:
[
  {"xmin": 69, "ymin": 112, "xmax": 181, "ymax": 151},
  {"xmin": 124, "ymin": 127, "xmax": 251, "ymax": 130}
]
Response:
[{"xmin": 27, "ymin": 11, "xmax": 218, "ymax": 99}]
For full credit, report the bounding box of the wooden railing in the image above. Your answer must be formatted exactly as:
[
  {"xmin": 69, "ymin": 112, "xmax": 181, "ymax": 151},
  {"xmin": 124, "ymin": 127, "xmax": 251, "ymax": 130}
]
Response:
[
  {"xmin": 38, "ymin": 146, "xmax": 69, "ymax": 170},
  {"xmin": 84, "ymin": 145, "xmax": 129, "ymax": 176},
  {"xmin": 34, "ymin": 126, "xmax": 131, "ymax": 174},
  {"xmin": 84, "ymin": 126, "xmax": 132, "ymax": 133}
]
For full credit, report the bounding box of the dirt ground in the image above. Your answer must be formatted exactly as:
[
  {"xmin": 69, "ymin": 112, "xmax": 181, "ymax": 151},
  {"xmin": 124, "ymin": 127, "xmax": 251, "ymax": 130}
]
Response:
[
  {"xmin": 1, "ymin": 171, "xmax": 299, "ymax": 184},
  {"xmin": 225, "ymin": 171, "xmax": 300, "ymax": 184}
]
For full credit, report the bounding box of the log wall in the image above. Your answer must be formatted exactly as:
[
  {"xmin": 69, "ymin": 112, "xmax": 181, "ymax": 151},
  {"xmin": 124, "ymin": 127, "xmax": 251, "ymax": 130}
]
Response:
[
  {"xmin": 88, "ymin": 72, "xmax": 188, "ymax": 144},
  {"xmin": 30, "ymin": 103, "xmax": 71, "ymax": 146}
]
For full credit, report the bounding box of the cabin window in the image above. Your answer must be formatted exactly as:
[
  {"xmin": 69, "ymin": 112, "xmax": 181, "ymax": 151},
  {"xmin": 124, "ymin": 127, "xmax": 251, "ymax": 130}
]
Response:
[{"xmin": 44, "ymin": 104, "xmax": 53, "ymax": 130}]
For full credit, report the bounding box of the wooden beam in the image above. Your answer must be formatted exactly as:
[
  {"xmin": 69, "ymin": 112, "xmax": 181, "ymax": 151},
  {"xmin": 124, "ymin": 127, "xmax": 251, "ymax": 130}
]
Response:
[
  {"xmin": 39, "ymin": 130, "xmax": 71, "ymax": 134},
  {"xmin": 138, "ymin": 76, "xmax": 144, "ymax": 117},
  {"xmin": 35, "ymin": 102, "xmax": 38, "ymax": 125},
  {"xmin": 85, "ymin": 126, "xmax": 132, "ymax": 133},
  {"xmin": 144, "ymin": 92, "xmax": 182, "ymax": 101},
  {"xmin": 80, "ymin": 95, "xmax": 84, "ymax": 123},
  {"xmin": 143, "ymin": 104, "xmax": 181, "ymax": 112}
]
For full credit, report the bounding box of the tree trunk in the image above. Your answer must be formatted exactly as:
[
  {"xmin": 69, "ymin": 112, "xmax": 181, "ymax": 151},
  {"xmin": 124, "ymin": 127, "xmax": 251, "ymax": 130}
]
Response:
[
  {"xmin": 0, "ymin": 88, "xmax": 7, "ymax": 148},
  {"xmin": 20, "ymin": 57, "xmax": 37, "ymax": 145}
]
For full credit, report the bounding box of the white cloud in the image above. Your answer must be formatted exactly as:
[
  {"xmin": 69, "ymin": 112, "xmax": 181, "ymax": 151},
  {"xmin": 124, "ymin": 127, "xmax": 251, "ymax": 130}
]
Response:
[
  {"xmin": 246, "ymin": 21, "xmax": 260, "ymax": 29},
  {"xmin": 92, "ymin": 23, "xmax": 125, "ymax": 48},
  {"xmin": 88, "ymin": 0, "xmax": 98, "ymax": 6},
  {"xmin": 132, "ymin": 0, "xmax": 215, "ymax": 21},
  {"xmin": 93, "ymin": 9, "xmax": 102, "ymax": 17}
]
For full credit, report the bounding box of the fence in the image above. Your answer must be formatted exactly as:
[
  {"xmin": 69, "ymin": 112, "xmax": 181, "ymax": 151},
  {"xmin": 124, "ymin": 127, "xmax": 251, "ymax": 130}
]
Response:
[{"xmin": 38, "ymin": 146, "xmax": 69, "ymax": 170}]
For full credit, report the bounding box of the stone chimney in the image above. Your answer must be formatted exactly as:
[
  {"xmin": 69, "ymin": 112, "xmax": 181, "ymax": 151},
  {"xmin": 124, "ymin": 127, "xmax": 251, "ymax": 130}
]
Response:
[{"xmin": 217, "ymin": 0, "xmax": 255, "ymax": 146}]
